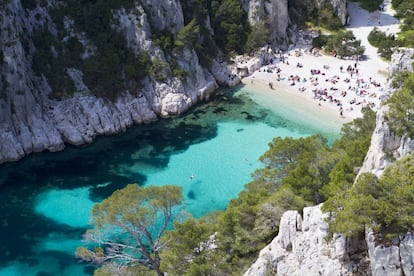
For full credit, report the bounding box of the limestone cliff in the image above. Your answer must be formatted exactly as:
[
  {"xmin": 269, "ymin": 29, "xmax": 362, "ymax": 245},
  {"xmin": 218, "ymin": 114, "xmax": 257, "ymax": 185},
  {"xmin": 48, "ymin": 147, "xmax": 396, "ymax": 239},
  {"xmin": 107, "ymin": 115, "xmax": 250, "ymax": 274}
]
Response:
[
  {"xmin": 359, "ymin": 48, "xmax": 414, "ymax": 177},
  {"xmin": 242, "ymin": 0, "xmax": 347, "ymax": 49},
  {"xmin": 0, "ymin": 0, "xmax": 350, "ymax": 164},
  {"xmin": 0, "ymin": 0, "xmax": 222, "ymax": 163},
  {"xmin": 244, "ymin": 205, "xmax": 368, "ymax": 276},
  {"xmin": 245, "ymin": 48, "xmax": 414, "ymax": 275}
]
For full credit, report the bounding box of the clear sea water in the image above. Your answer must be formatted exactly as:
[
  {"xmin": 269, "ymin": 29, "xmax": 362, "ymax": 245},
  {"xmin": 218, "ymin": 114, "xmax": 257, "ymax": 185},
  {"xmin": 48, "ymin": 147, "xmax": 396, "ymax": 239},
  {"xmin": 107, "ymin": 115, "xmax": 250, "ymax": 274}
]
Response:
[{"xmin": 0, "ymin": 85, "xmax": 342, "ymax": 275}]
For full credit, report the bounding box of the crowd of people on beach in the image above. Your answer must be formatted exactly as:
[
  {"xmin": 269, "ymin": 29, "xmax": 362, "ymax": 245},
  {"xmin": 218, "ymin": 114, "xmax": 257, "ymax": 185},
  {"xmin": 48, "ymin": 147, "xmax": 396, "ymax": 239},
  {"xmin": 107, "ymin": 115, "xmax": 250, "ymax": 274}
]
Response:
[{"xmin": 256, "ymin": 48, "xmax": 383, "ymax": 118}]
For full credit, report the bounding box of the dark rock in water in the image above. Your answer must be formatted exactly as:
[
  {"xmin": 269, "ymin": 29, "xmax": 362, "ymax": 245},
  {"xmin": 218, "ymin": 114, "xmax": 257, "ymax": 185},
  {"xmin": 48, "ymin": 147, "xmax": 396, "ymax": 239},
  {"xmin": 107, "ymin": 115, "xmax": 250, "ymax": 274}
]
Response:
[
  {"xmin": 237, "ymin": 128, "xmax": 244, "ymax": 132},
  {"xmin": 187, "ymin": 190, "xmax": 196, "ymax": 200},
  {"xmin": 213, "ymin": 107, "xmax": 227, "ymax": 114},
  {"xmin": 241, "ymin": 111, "xmax": 258, "ymax": 121}
]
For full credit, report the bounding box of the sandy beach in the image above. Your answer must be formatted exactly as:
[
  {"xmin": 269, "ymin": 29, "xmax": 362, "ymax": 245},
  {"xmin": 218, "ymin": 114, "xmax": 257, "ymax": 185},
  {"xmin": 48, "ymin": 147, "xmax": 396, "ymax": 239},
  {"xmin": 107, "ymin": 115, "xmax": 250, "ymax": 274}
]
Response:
[{"xmin": 241, "ymin": 0, "xmax": 400, "ymax": 122}]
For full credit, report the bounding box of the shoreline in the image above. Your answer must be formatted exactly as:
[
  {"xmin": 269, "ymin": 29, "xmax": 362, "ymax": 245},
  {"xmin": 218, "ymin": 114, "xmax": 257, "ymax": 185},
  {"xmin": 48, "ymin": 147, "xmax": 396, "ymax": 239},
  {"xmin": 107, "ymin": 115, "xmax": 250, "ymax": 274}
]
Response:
[{"xmin": 237, "ymin": 1, "xmax": 400, "ymax": 124}]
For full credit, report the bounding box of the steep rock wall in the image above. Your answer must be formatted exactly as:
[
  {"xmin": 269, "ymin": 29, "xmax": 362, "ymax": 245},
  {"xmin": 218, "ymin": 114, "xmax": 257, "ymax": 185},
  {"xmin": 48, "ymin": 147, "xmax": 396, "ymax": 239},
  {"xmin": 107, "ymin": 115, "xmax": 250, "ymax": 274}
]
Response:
[
  {"xmin": 359, "ymin": 48, "xmax": 414, "ymax": 177},
  {"xmin": 314, "ymin": 0, "xmax": 348, "ymax": 25},
  {"xmin": 243, "ymin": 0, "xmax": 290, "ymax": 48},
  {"xmin": 244, "ymin": 205, "xmax": 367, "ymax": 276},
  {"xmin": 0, "ymin": 0, "xmax": 224, "ymax": 164},
  {"xmin": 242, "ymin": 0, "xmax": 347, "ymax": 49}
]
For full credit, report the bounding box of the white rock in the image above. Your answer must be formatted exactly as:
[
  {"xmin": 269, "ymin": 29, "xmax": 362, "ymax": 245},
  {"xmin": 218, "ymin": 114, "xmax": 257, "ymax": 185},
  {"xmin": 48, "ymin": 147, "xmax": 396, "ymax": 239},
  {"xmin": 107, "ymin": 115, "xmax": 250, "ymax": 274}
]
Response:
[
  {"xmin": 400, "ymin": 235, "xmax": 414, "ymax": 275},
  {"xmin": 245, "ymin": 205, "xmax": 355, "ymax": 276}
]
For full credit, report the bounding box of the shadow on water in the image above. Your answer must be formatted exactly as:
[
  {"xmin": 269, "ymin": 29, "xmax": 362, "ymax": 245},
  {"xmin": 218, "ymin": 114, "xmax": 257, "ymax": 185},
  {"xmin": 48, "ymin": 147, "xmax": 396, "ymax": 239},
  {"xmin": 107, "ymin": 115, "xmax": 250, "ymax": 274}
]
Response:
[
  {"xmin": 0, "ymin": 89, "xmax": 277, "ymax": 269},
  {"xmin": 0, "ymin": 87, "xmax": 323, "ymax": 273}
]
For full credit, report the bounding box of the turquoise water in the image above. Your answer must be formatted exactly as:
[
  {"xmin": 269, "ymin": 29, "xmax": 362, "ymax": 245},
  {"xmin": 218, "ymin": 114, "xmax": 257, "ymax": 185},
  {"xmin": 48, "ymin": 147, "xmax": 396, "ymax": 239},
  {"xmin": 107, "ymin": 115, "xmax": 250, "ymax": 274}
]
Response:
[{"xmin": 0, "ymin": 86, "xmax": 342, "ymax": 275}]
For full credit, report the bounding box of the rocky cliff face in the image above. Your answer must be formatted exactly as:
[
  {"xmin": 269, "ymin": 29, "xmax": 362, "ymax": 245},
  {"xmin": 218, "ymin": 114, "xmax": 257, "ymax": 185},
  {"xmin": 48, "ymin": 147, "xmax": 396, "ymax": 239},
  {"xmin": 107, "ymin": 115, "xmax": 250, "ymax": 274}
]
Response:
[
  {"xmin": 0, "ymin": 0, "xmax": 223, "ymax": 163},
  {"xmin": 245, "ymin": 48, "xmax": 414, "ymax": 275},
  {"xmin": 245, "ymin": 204, "xmax": 367, "ymax": 276},
  {"xmin": 359, "ymin": 48, "xmax": 414, "ymax": 177},
  {"xmin": 0, "ymin": 0, "xmax": 350, "ymax": 164},
  {"xmin": 242, "ymin": 0, "xmax": 347, "ymax": 49},
  {"xmin": 242, "ymin": 0, "xmax": 290, "ymax": 48},
  {"xmin": 315, "ymin": 0, "xmax": 348, "ymax": 25}
]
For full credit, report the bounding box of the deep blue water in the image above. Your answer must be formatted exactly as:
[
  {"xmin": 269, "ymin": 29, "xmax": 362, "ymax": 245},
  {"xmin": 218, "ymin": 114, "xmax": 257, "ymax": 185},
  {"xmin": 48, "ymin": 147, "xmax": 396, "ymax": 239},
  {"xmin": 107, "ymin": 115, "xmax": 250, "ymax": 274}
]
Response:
[{"xmin": 0, "ymin": 86, "xmax": 341, "ymax": 275}]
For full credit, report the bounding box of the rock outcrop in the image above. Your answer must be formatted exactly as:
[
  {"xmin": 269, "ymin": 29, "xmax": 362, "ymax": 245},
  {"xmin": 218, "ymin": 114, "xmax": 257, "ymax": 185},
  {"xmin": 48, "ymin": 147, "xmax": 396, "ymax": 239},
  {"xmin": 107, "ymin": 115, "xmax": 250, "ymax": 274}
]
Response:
[
  {"xmin": 359, "ymin": 48, "xmax": 414, "ymax": 177},
  {"xmin": 243, "ymin": 0, "xmax": 347, "ymax": 49},
  {"xmin": 315, "ymin": 0, "xmax": 348, "ymax": 25},
  {"xmin": 243, "ymin": 0, "xmax": 290, "ymax": 48},
  {"xmin": 365, "ymin": 231, "xmax": 414, "ymax": 276},
  {"xmin": 244, "ymin": 205, "xmax": 367, "ymax": 276}
]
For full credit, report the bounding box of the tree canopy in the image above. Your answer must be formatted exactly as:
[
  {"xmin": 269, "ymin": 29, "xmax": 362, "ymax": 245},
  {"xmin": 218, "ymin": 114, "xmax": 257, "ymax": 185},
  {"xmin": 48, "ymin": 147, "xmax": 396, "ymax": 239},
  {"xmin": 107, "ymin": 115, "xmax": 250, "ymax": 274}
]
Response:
[
  {"xmin": 323, "ymin": 154, "xmax": 414, "ymax": 239},
  {"xmin": 76, "ymin": 184, "xmax": 183, "ymax": 276},
  {"xmin": 386, "ymin": 72, "xmax": 414, "ymax": 138},
  {"xmin": 325, "ymin": 30, "xmax": 365, "ymax": 58}
]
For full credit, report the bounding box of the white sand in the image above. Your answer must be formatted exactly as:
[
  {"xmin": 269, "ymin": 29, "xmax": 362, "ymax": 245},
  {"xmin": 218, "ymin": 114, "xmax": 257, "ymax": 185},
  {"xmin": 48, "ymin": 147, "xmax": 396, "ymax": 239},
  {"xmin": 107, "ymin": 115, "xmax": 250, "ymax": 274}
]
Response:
[{"xmin": 241, "ymin": 1, "xmax": 400, "ymax": 122}]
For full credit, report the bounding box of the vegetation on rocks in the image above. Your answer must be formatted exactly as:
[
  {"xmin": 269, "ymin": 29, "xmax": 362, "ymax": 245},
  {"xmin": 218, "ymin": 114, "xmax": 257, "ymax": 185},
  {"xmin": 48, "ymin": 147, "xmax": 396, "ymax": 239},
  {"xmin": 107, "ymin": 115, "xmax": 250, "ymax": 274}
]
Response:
[
  {"xmin": 392, "ymin": 0, "xmax": 414, "ymax": 47},
  {"xmin": 313, "ymin": 31, "xmax": 365, "ymax": 58},
  {"xmin": 323, "ymin": 154, "xmax": 414, "ymax": 239},
  {"xmin": 323, "ymin": 71, "xmax": 414, "ymax": 239},
  {"xmin": 368, "ymin": 28, "xmax": 401, "ymax": 60},
  {"xmin": 386, "ymin": 72, "xmax": 414, "ymax": 138}
]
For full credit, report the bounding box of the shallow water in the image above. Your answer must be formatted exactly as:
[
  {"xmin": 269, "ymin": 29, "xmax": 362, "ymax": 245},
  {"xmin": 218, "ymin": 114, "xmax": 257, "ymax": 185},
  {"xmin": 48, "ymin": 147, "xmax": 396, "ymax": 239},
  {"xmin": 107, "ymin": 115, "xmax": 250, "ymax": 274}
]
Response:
[{"xmin": 0, "ymin": 85, "xmax": 342, "ymax": 275}]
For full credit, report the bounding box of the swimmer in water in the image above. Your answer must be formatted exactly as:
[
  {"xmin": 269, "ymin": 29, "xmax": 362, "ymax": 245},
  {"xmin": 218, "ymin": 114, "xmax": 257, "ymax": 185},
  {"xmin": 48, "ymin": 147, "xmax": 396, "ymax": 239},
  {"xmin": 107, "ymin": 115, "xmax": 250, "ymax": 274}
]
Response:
[{"xmin": 189, "ymin": 174, "xmax": 195, "ymax": 180}]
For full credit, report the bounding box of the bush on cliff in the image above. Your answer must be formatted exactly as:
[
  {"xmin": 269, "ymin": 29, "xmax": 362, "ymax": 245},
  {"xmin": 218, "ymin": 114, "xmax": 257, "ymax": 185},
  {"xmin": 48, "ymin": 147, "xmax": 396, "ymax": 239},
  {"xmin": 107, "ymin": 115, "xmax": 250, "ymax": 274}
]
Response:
[
  {"xmin": 323, "ymin": 154, "xmax": 414, "ymax": 239},
  {"xmin": 386, "ymin": 72, "xmax": 414, "ymax": 138}
]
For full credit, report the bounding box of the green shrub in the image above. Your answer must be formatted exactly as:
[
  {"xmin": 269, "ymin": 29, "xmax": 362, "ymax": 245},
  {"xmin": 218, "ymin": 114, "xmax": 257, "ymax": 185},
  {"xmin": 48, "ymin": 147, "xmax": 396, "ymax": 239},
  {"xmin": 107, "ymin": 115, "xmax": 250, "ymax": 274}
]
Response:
[
  {"xmin": 309, "ymin": 3, "xmax": 343, "ymax": 30},
  {"xmin": 174, "ymin": 19, "xmax": 200, "ymax": 50},
  {"xmin": 210, "ymin": 0, "xmax": 249, "ymax": 54},
  {"xmin": 150, "ymin": 59, "xmax": 170, "ymax": 82},
  {"xmin": 368, "ymin": 28, "xmax": 401, "ymax": 60},
  {"xmin": 244, "ymin": 22, "xmax": 270, "ymax": 54},
  {"xmin": 325, "ymin": 30, "xmax": 365, "ymax": 58},
  {"xmin": 386, "ymin": 72, "xmax": 414, "ymax": 138},
  {"xmin": 312, "ymin": 34, "xmax": 329, "ymax": 49},
  {"xmin": 324, "ymin": 154, "xmax": 414, "ymax": 239}
]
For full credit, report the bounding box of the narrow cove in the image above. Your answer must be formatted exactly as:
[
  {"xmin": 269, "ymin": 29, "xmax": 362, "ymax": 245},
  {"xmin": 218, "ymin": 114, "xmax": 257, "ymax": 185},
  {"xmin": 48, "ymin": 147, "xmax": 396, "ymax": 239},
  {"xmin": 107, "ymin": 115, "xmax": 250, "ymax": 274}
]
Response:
[{"xmin": 0, "ymin": 86, "xmax": 342, "ymax": 275}]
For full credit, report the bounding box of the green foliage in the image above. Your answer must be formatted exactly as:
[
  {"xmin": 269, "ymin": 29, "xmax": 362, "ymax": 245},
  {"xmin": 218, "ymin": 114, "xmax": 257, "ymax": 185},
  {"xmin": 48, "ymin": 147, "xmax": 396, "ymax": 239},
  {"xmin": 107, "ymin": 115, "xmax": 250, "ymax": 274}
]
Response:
[
  {"xmin": 172, "ymin": 66, "xmax": 188, "ymax": 81},
  {"xmin": 210, "ymin": 0, "xmax": 249, "ymax": 54},
  {"xmin": 244, "ymin": 22, "xmax": 270, "ymax": 54},
  {"xmin": 386, "ymin": 72, "xmax": 414, "ymax": 138},
  {"xmin": 321, "ymin": 107, "xmax": 377, "ymax": 198},
  {"xmin": 156, "ymin": 108, "xmax": 376, "ymax": 274},
  {"xmin": 368, "ymin": 28, "xmax": 401, "ymax": 60},
  {"xmin": 160, "ymin": 217, "xmax": 217, "ymax": 275},
  {"xmin": 324, "ymin": 154, "xmax": 414, "ymax": 239},
  {"xmin": 309, "ymin": 3, "xmax": 343, "ymax": 30},
  {"xmin": 76, "ymin": 184, "xmax": 183, "ymax": 276},
  {"xmin": 153, "ymin": 30, "xmax": 174, "ymax": 54},
  {"xmin": 174, "ymin": 19, "xmax": 200, "ymax": 50},
  {"xmin": 150, "ymin": 59, "xmax": 171, "ymax": 82},
  {"xmin": 32, "ymin": 28, "xmax": 76, "ymax": 99},
  {"xmin": 39, "ymin": 0, "xmax": 152, "ymax": 100},
  {"xmin": 178, "ymin": 0, "xmax": 218, "ymax": 67},
  {"xmin": 393, "ymin": 0, "xmax": 414, "ymax": 47},
  {"xmin": 312, "ymin": 34, "xmax": 329, "ymax": 49},
  {"xmin": 325, "ymin": 30, "xmax": 365, "ymax": 58},
  {"xmin": 351, "ymin": 0, "xmax": 384, "ymax": 12}
]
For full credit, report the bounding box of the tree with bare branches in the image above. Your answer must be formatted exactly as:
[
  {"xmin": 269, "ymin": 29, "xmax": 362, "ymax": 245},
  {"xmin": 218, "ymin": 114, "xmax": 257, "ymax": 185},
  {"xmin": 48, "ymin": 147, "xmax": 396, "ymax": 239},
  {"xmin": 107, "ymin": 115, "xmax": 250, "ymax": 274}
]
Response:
[{"xmin": 75, "ymin": 184, "xmax": 183, "ymax": 276}]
